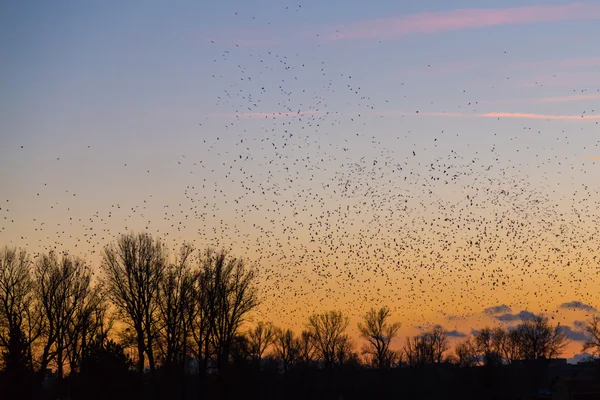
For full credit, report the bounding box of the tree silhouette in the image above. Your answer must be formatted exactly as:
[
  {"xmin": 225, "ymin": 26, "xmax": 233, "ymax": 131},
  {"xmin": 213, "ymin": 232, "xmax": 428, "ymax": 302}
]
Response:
[
  {"xmin": 66, "ymin": 281, "xmax": 110, "ymax": 374},
  {"xmin": 581, "ymin": 315, "xmax": 600, "ymax": 356},
  {"xmin": 272, "ymin": 328, "xmax": 300, "ymax": 371},
  {"xmin": 514, "ymin": 314, "xmax": 568, "ymax": 360},
  {"xmin": 201, "ymin": 248, "xmax": 258, "ymax": 373},
  {"xmin": 101, "ymin": 232, "xmax": 167, "ymax": 375},
  {"xmin": 34, "ymin": 251, "xmax": 94, "ymax": 379},
  {"xmin": 404, "ymin": 325, "xmax": 448, "ymax": 367},
  {"xmin": 0, "ymin": 247, "xmax": 40, "ymax": 374},
  {"xmin": 357, "ymin": 306, "xmax": 400, "ymax": 369},
  {"xmin": 473, "ymin": 327, "xmax": 504, "ymax": 366},
  {"xmin": 248, "ymin": 321, "xmax": 276, "ymax": 362},
  {"xmin": 454, "ymin": 337, "xmax": 478, "ymax": 367},
  {"xmin": 156, "ymin": 243, "xmax": 195, "ymax": 376},
  {"xmin": 297, "ymin": 329, "xmax": 315, "ymax": 365},
  {"xmin": 307, "ymin": 310, "xmax": 350, "ymax": 368}
]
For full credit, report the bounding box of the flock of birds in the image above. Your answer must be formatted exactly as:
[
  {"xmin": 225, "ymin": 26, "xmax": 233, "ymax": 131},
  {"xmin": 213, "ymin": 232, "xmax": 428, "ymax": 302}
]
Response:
[{"xmin": 2, "ymin": 6, "xmax": 600, "ymax": 339}]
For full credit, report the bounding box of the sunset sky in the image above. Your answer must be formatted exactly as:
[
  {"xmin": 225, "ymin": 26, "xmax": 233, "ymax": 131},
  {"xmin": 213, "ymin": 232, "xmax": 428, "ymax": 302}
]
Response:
[{"xmin": 1, "ymin": 0, "xmax": 599, "ymax": 360}]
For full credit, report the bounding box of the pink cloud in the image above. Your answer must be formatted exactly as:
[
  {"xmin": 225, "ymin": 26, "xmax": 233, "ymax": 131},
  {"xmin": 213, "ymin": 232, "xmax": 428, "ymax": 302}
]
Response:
[
  {"xmin": 324, "ymin": 2, "xmax": 600, "ymax": 41},
  {"xmin": 210, "ymin": 109, "xmax": 598, "ymax": 122},
  {"xmin": 376, "ymin": 110, "xmax": 600, "ymax": 121},
  {"xmin": 481, "ymin": 112, "xmax": 599, "ymax": 120},
  {"xmin": 536, "ymin": 93, "xmax": 600, "ymax": 103},
  {"xmin": 582, "ymin": 157, "xmax": 600, "ymax": 161}
]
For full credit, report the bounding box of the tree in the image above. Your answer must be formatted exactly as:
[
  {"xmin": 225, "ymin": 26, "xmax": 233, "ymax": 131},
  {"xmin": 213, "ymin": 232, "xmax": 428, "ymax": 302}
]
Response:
[
  {"xmin": 357, "ymin": 306, "xmax": 400, "ymax": 369},
  {"xmin": 101, "ymin": 232, "xmax": 167, "ymax": 375},
  {"xmin": 65, "ymin": 281, "xmax": 110, "ymax": 375},
  {"xmin": 514, "ymin": 314, "xmax": 568, "ymax": 360},
  {"xmin": 334, "ymin": 334, "xmax": 356, "ymax": 366},
  {"xmin": 34, "ymin": 251, "xmax": 93, "ymax": 379},
  {"xmin": 201, "ymin": 249, "xmax": 258, "ymax": 373},
  {"xmin": 501, "ymin": 328, "xmax": 522, "ymax": 364},
  {"xmin": 247, "ymin": 321, "xmax": 276, "ymax": 362},
  {"xmin": 581, "ymin": 315, "xmax": 600, "ymax": 356},
  {"xmin": 307, "ymin": 310, "xmax": 349, "ymax": 368},
  {"xmin": 404, "ymin": 325, "xmax": 449, "ymax": 367},
  {"xmin": 272, "ymin": 328, "xmax": 300, "ymax": 371},
  {"xmin": 297, "ymin": 330, "xmax": 315, "ymax": 365},
  {"xmin": 75, "ymin": 339, "xmax": 135, "ymax": 400},
  {"xmin": 156, "ymin": 243, "xmax": 196, "ymax": 376},
  {"xmin": 454, "ymin": 338, "xmax": 478, "ymax": 367},
  {"xmin": 190, "ymin": 262, "xmax": 212, "ymax": 377},
  {"xmin": 473, "ymin": 327, "xmax": 504, "ymax": 366},
  {"xmin": 0, "ymin": 247, "xmax": 41, "ymax": 374}
]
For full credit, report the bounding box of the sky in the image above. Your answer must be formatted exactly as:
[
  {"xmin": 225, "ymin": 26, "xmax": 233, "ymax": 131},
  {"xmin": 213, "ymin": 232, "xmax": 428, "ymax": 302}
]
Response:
[{"xmin": 1, "ymin": 0, "xmax": 600, "ymax": 359}]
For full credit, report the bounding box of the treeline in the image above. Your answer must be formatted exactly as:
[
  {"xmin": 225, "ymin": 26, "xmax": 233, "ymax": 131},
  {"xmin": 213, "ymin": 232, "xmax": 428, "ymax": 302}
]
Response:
[{"xmin": 1, "ymin": 232, "xmax": 600, "ymax": 400}]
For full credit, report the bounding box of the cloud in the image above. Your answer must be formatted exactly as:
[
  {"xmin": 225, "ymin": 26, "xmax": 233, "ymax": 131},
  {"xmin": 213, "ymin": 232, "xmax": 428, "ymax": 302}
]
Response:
[
  {"xmin": 324, "ymin": 3, "xmax": 600, "ymax": 41},
  {"xmin": 560, "ymin": 301, "xmax": 598, "ymax": 312},
  {"xmin": 561, "ymin": 325, "xmax": 591, "ymax": 342},
  {"xmin": 574, "ymin": 320, "xmax": 588, "ymax": 330},
  {"xmin": 582, "ymin": 158, "xmax": 600, "ymax": 161},
  {"xmin": 447, "ymin": 329, "xmax": 468, "ymax": 338},
  {"xmin": 212, "ymin": 108, "xmax": 600, "ymax": 122},
  {"xmin": 495, "ymin": 310, "xmax": 536, "ymax": 322},
  {"xmin": 481, "ymin": 112, "xmax": 599, "ymax": 120},
  {"xmin": 535, "ymin": 93, "xmax": 600, "ymax": 103},
  {"xmin": 568, "ymin": 352, "xmax": 596, "ymax": 364},
  {"xmin": 484, "ymin": 304, "xmax": 512, "ymax": 315}
]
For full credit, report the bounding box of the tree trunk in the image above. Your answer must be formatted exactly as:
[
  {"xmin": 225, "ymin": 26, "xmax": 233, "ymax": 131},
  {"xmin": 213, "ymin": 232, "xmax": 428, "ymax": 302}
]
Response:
[{"xmin": 137, "ymin": 335, "xmax": 145, "ymax": 375}]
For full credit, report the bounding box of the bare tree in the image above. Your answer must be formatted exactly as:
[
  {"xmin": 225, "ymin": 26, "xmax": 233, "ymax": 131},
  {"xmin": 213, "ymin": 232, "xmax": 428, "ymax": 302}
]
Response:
[
  {"xmin": 581, "ymin": 315, "xmax": 600, "ymax": 356},
  {"xmin": 473, "ymin": 327, "xmax": 504, "ymax": 365},
  {"xmin": 101, "ymin": 232, "xmax": 167, "ymax": 375},
  {"xmin": 307, "ymin": 310, "xmax": 349, "ymax": 368},
  {"xmin": 156, "ymin": 243, "xmax": 196, "ymax": 375},
  {"xmin": 248, "ymin": 321, "xmax": 276, "ymax": 362},
  {"xmin": 297, "ymin": 330, "xmax": 315, "ymax": 365},
  {"xmin": 334, "ymin": 334, "xmax": 356, "ymax": 366},
  {"xmin": 404, "ymin": 325, "xmax": 449, "ymax": 367},
  {"xmin": 272, "ymin": 328, "xmax": 300, "ymax": 371},
  {"xmin": 65, "ymin": 283, "xmax": 110, "ymax": 374},
  {"xmin": 357, "ymin": 306, "xmax": 400, "ymax": 369},
  {"xmin": 454, "ymin": 337, "xmax": 478, "ymax": 367},
  {"xmin": 514, "ymin": 314, "xmax": 568, "ymax": 360},
  {"xmin": 34, "ymin": 251, "xmax": 93, "ymax": 378},
  {"xmin": 201, "ymin": 249, "xmax": 258, "ymax": 373},
  {"xmin": 191, "ymin": 263, "xmax": 212, "ymax": 377},
  {"xmin": 502, "ymin": 328, "xmax": 523, "ymax": 364},
  {"xmin": 0, "ymin": 247, "xmax": 41, "ymax": 373}
]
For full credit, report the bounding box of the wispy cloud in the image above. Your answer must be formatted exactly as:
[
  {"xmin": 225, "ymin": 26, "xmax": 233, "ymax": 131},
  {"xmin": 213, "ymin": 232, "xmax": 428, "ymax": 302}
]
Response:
[
  {"xmin": 484, "ymin": 304, "xmax": 512, "ymax": 315},
  {"xmin": 535, "ymin": 93, "xmax": 600, "ymax": 103},
  {"xmin": 582, "ymin": 157, "xmax": 600, "ymax": 161},
  {"xmin": 561, "ymin": 325, "xmax": 591, "ymax": 341},
  {"xmin": 210, "ymin": 109, "xmax": 599, "ymax": 122},
  {"xmin": 495, "ymin": 310, "xmax": 536, "ymax": 322},
  {"xmin": 560, "ymin": 301, "xmax": 598, "ymax": 312},
  {"xmin": 324, "ymin": 2, "xmax": 600, "ymax": 41},
  {"xmin": 377, "ymin": 110, "xmax": 600, "ymax": 120},
  {"xmin": 482, "ymin": 112, "xmax": 599, "ymax": 120}
]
